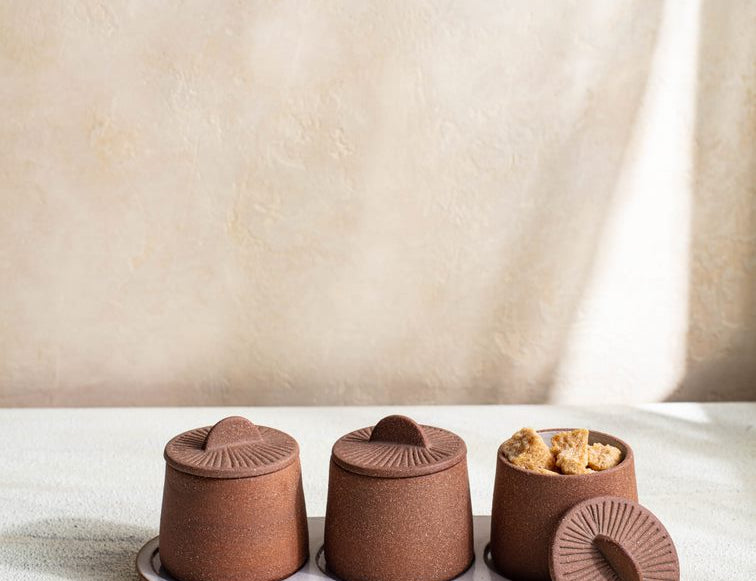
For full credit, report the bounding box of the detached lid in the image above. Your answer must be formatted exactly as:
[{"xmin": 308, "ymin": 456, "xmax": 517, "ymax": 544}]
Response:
[
  {"xmin": 550, "ymin": 496, "xmax": 680, "ymax": 581},
  {"xmin": 164, "ymin": 416, "xmax": 298, "ymax": 479},
  {"xmin": 331, "ymin": 415, "xmax": 467, "ymax": 478}
]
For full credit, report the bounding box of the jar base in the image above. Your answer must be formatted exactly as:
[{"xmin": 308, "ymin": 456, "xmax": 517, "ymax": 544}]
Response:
[
  {"xmin": 136, "ymin": 537, "xmax": 309, "ymax": 581},
  {"xmin": 137, "ymin": 517, "xmax": 510, "ymax": 581}
]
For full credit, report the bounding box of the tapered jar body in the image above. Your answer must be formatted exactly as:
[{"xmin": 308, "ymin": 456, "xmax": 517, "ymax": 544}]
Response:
[
  {"xmin": 324, "ymin": 415, "xmax": 474, "ymax": 581},
  {"xmin": 159, "ymin": 416, "xmax": 309, "ymax": 581}
]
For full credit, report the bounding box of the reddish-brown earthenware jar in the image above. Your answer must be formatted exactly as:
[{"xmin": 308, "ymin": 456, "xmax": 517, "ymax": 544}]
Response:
[
  {"xmin": 490, "ymin": 429, "xmax": 637, "ymax": 581},
  {"xmin": 159, "ymin": 416, "xmax": 308, "ymax": 581},
  {"xmin": 324, "ymin": 415, "xmax": 474, "ymax": 581}
]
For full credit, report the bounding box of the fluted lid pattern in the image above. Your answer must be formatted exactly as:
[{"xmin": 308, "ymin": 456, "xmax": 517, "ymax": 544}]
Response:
[
  {"xmin": 164, "ymin": 416, "xmax": 298, "ymax": 479},
  {"xmin": 331, "ymin": 415, "xmax": 467, "ymax": 478},
  {"xmin": 550, "ymin": 496, "xmax": 680, "ymax": 581}
]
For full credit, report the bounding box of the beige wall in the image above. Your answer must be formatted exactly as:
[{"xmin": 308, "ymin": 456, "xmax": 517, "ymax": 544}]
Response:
[{"xmin": 1, "ymin": 1, "xmax": 754, "ymax": 406}]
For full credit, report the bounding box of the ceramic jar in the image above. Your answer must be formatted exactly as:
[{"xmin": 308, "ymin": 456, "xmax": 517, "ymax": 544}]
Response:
[
  {"xmin": 159, "ymin": 416, "xmax": 308, "ymax": 581},
  {"xmin": 324, "ymin": 415, "xmax": 474, "ymax": 581},
  {"xmin": 490, "ymin": 428, "xmax": 638, "ymax": 581}
]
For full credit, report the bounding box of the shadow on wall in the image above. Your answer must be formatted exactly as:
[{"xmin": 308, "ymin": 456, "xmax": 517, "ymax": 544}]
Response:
[
  {"xmin": 0, "ymin": 518, "xmax": 153, "ymax": 581},
  {"xmin": 458, "ymin": 3, "xmax": 663, "ymax": 404},
  {"xmin": 673, "ymin": 0, "xmax": 756, "ymax": 401},
  {"xmin": 1, "ymin": 2, "xmax": 753, "ymax": 406},
  {"xmin": 220, "ymin": 2, "xmax": 665, "ymax": 407}
]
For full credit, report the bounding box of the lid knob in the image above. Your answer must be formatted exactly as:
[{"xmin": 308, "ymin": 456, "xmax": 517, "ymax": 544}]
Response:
[
  {"xmin": 594, "ymin": 535, "xmax": 642, "ymax": 581},
  {"xmin": 369, "ymin": 415, "xmax": 429, "ymax": 448},
  {"xmin": 203, "ymin": 416, "xmax": 263, "ymax": 451}
]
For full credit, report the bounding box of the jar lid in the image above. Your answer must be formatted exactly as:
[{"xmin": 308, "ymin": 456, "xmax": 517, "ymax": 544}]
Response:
[
  {"xmin": 550, "ymin": 496, "xmax": 680, "ymax": 581},
  {"xmin": 331, "ymin": 415, "xmax": 467, "ymax": 478},
  {"xmin": 164, "ymin": 416, "xmax": 298, "ymax": 479}
]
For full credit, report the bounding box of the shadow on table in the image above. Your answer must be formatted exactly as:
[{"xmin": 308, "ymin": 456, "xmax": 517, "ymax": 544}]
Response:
[{"xmin": 0, "ymin": 517, "xmax": 154, "ymax": 580}]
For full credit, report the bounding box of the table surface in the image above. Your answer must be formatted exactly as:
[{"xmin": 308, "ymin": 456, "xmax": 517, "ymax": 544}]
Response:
[{"xmin": 1, "ymin": 403, "xmax": 754, "ymax": 580}]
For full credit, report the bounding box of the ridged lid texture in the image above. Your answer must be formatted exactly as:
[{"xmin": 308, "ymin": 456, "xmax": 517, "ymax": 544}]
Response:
[
  {"xmin": 550, "ymin": 496, "xmax": 680, "ymax": 581},
  {"xmin": 331, "ymin": 415, "xmax": 467, "ymax": 478},
  {"xmin": 164, "ymin": 416, "xmax": 298, "ymax": 479}
]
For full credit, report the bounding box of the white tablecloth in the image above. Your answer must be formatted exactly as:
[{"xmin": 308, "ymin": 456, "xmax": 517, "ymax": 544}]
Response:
[{"xmin": 1, "ymin": 403, "xmax": 753, "ymax": 580}]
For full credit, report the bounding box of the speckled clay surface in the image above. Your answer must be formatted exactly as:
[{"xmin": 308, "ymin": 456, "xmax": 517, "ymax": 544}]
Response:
[
  {"xmin": 490, "ymin": 429, "xmax": 638, "ymax": 581},
  {"xmin": 324, "ymin": 415, "xmax": 474, "ymax": 581},
  {"xmin": 159, "ymin": 416, "xmax": 309, "ymax": 581},
  {"xmin": 550, "ymin": 496, "xmax": 680, "ymax": 581},
  {"xmin": 139, "ymin": 515, "xmax": 498, "ymax": 581}
]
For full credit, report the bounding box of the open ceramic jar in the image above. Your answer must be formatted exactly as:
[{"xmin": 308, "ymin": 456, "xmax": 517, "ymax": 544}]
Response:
[
  {"xmin": 490, "ymin": 429, "xmax": 638, "ymax": 581},
  {"xmin": 324, "ymin": 415, "xmax": 474, "ymax": 581},
  {"xmin": 159, "ymin": 416, "xmax": 309, "ymax": 581}
]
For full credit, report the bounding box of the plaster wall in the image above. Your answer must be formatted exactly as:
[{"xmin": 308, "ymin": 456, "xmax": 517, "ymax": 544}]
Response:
[{"xmin": 1, "ymin": 1, "xmax": 753, "ymax": 405}]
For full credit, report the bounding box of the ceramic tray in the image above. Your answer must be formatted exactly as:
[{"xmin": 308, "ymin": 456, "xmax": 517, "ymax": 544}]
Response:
[{"xmin": 137, "ymin": 515, "xmax": 508, "ymax": 581}]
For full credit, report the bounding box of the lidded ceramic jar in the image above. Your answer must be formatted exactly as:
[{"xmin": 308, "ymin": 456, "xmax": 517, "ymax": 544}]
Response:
[
  {"xmin": 159, "ymin": 416, "xmax": 309, "ymax": 581},
  {"xmin": 324, "ymin": 415, "xmax": 474, "ymax": 581},
  {"xmin": 490, "ymin": 429, "xmax": 638, "ymax": 581}
]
